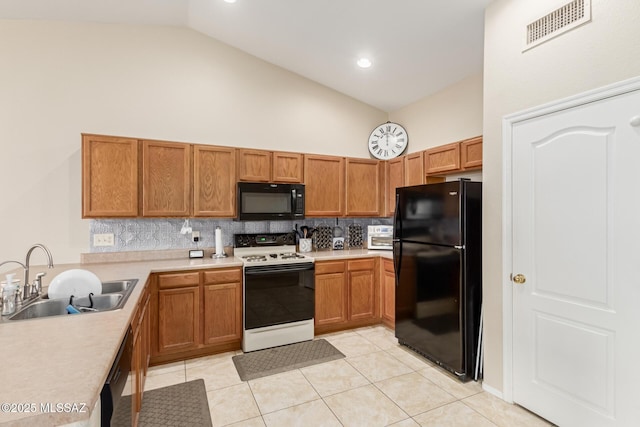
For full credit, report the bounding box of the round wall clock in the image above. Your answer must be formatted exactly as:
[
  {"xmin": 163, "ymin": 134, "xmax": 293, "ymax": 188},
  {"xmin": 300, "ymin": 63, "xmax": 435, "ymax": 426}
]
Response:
[{"xmin": 368, "ymin": 121, "xmax": 408, "ymax": 160}]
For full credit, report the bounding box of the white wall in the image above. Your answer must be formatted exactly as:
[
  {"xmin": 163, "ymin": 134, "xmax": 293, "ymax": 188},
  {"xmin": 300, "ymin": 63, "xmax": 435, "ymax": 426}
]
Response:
[
  {"xmin": 0, "ymin": 20, "xmax": 387, "ymax": 266},
  {"xmin": 389, "ymin": 73, "xmax": 483, "ymax": 152},
  {"xmin": 483, "ymin": 0, "xmax": 640, "ymax": 393}
]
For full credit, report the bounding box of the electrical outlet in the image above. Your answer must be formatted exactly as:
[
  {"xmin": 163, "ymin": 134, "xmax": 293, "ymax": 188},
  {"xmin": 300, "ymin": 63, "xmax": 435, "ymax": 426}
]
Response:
[
  {"xmin": 94, "ymin": 233, "xmax": 115, "ymax": 247},
  {"xmin": 191, "ymin": 231, "xmax": 200, "ymax": 243}
]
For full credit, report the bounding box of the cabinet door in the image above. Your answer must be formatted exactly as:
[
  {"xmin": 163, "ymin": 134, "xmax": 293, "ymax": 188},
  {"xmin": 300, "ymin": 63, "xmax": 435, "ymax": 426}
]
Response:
[
  {"xmin": 381, "ymin": 259, "xmax": 395, "ymax": 328},
  {"xmin": 404, "ymin": 152, "xmax": 424, "ymax": 186},
  {"xmin": 346, "ymin": 158, "xmax": 383, "ymax": 216},
  {"xmin": 131, "ymin": 290, "xmax": 149, "ymax": 422},
  {"xmin": 272, "ymin": 151, "xmax": 304, "ymax": 183},
  {"xmin": 238, "ymin": 148, "xmax": 271, "ymax": 182},
  {"xmin": 386, "ymin": 157, "xmax": 404, "ymax": 216},
  {"xmin": 142, "ymin": 140, "xmax": 191, "ymax": 216},
  {"xmin": 193, "ymin": 145, "xmax": 236, "ymax": 217},
  {"xmin": 82, "ymin": 134, "xmax": 138, "ymax": 217},
  {"xmin": 157, "ymin": 286, "xmax": 200, "ymax": 353},
  {"xmin": 203, "ymin": 282, "xmax": 242, "ymax": 345},
  {"xmin": 304, "ymin": 155, "xmax": 345, "ymax": 216},
  {"xmin": 315, "ymin": 261, "xmax": 347, "ymax": 326},
  {"xmin": 202, "ymin": 268, "xmax": 243, "ymax": 345},
  {"xmin": 347, "ymin": 259, "xmax": 377, "ymax": 321},
  {"xmin": 460, "ymin": 136, "xmax": 483, "ymax": 170},
  {"xmin": 424, "ymin": 142, "xmax": 461, "ymax": 175}
]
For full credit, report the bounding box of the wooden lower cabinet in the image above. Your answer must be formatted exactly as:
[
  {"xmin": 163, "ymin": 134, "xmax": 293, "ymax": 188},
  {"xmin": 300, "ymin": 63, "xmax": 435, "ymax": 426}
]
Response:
[
  {"xmin": 381, "ymin": 258, "xmax": 396, "ymax": 329},
  {"xmin": 158, "ymin": 286, "xmax": 200, "ymax": 353},
  {"xmin": 315, "ymin": 258, "xmax": 380, "ymax": 334},
  {"xmin": 347, "ymin": 259, "xmax": 377, "ymax": 321},
  {"xmin": 150, "ymin": 267, "xmax": 242, "ymax": 365},
  {"xmin": 315, "ymin": 261, "xmax": 347, "ymax": 327},
  {"xmin": 203, "ymin": 269, "xmax": 242, "ymax": 345},
  {"xmin": 131, "ymin": 281, "xmax": 151, "ymax": 427}
]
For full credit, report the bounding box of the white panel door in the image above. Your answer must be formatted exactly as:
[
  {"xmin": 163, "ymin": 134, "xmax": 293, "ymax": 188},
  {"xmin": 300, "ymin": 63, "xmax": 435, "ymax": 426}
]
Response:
[{"xmin": 511, "ymin": 89, "xmax": 640, "ymax": 427}]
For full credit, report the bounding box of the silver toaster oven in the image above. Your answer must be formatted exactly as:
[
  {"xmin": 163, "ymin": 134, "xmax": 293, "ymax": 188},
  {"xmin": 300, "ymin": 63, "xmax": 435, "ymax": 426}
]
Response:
[{"xmin": 367, "ymin": 225, "xmax": 393, "ymax": 250}]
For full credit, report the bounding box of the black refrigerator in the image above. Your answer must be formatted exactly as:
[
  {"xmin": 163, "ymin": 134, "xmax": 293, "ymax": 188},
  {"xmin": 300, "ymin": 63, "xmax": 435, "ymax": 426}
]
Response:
[{"xmin": 393, "ymin": 180, "xmax": 482, "ymax": 381}]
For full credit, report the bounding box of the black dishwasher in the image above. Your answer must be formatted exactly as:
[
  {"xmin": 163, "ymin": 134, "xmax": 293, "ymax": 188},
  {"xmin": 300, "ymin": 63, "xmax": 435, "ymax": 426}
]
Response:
[{"xmin": 101, "ymin": 327, "xmax": 132, "ymax": 426}]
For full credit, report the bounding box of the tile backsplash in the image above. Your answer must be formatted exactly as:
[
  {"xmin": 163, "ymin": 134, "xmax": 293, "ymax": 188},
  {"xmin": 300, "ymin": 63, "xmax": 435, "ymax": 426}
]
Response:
[{"xmin": 89, "ymin": 218, "xmax": 392, "ymax": 253}]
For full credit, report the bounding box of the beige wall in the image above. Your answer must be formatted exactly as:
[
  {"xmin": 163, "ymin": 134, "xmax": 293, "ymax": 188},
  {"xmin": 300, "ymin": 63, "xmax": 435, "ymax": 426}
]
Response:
[
  {"xmin": 0, "ymin": 20, "xmax": 387, "ymax": 265},
  {"xmin": 483, "ymin": 0, "xmax": 640, "ymax": 393},
  {"xmin": 389, "ymin": 73, "xmax": 483, "ymax": 153}
]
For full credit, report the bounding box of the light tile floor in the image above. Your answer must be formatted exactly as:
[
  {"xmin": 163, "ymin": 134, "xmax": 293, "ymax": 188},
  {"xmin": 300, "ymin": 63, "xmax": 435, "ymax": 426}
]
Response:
[{"xmin": 144, "ymin": 326, "xmax": 553, "ymax": 427}]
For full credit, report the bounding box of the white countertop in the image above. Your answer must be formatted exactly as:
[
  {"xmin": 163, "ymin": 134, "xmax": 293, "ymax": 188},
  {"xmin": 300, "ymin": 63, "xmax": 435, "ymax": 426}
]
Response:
[{"xmin": 0, "ymin": 249, "xmax": 391, "ymax": 426}]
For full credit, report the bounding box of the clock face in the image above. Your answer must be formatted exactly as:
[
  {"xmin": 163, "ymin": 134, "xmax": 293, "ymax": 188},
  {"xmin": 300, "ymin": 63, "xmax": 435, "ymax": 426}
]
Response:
[{"xmin": 368, "ymin": 122, "xmax": 408, "ymax": 160}]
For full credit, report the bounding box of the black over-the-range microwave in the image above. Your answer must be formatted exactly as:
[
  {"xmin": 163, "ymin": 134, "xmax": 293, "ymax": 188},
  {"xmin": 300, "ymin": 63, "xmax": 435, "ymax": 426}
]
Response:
[{"xmin": 237, "ymin": 182, "xmax": 305, "ymax": 221}]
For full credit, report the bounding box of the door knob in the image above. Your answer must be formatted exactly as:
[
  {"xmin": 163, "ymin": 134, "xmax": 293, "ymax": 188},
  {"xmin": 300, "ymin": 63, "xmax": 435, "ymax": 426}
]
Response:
[
  {"xmin": 630, "ymin": 115, "xmax": 640, "ymax": 127},
  {"xmin": 512, "ymin": 274, "xmax": 526, "ymax": 284}
]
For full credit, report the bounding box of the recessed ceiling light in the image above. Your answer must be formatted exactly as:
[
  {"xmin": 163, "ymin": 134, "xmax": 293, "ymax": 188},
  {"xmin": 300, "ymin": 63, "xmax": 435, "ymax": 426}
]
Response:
[
  {"xmin": 357, "ymin": 58, "xmax": 372, "ymax": 69},
  {"xmin": 224, "ymin": 0, "xmax": 237, "ymax": 3}
]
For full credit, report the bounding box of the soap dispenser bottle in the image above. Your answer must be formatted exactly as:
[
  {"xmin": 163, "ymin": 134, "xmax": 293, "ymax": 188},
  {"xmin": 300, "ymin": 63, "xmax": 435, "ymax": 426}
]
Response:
[{"xmin": 1, "ymin": 274, "xmax": 18, "ymax": 316}]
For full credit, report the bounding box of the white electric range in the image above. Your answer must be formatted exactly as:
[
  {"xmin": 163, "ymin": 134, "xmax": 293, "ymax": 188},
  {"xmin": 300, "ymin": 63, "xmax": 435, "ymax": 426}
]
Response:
[{"xmin": 234, "ymin": 233, "xmax": 315, "ymax": 352}]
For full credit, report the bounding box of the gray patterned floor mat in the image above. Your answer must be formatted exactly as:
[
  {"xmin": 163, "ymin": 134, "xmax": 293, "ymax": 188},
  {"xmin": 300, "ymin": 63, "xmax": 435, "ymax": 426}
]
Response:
[
  {"xmin": 232, "ymin": 339, "xmax": 345, "ymax": 381},
  {"xmin": 112, "ymin": 379, "xmax": 211, "ymax": 427}
]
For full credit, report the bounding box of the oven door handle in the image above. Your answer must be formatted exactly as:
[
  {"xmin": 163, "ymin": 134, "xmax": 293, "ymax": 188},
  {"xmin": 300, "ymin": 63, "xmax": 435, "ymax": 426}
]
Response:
[{"xmin": 244, "ymin": 262, "xmax": 315, "ymax": 274}]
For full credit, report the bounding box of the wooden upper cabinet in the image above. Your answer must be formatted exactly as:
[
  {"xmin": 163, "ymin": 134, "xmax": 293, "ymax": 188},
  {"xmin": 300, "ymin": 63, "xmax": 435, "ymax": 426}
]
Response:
[
  {"xmin": 460, "ymin": 136, "xmax": 483, "ymax": 170},
  {"xmin": 193, "ymin": 145, "xmax": 236, "ymax": 217},
  {"xmin": 424, "ymin": 142, "xmax": 461, "ymax": 175},
  {"xmin": 82, "ymin": 134, "xmax": 139, "ymax": 217},
  {"xmin": 346, "ymin": 158, "xmax": 383, "ymax": 217},
  {"xmin": 386, "ymin": 157, "xmax": 404, "ymax": 217},
  {"xmin": 404, "ymin": 152, "xmax": 424, "ymax": 186},
  {"xmin": 304, "ymin": 154, "xmax": 345, "ymax": 217},
  {"xmin": 238, "ymin": 149, "xmax": 271, "ymax": 182},
  {"xmin": 272, "ymin": 151, "xmax": 304, "ymax": 183},
  {"xmin": 142, "ymin": 140, "xmax": 191, "ymax": 217}
]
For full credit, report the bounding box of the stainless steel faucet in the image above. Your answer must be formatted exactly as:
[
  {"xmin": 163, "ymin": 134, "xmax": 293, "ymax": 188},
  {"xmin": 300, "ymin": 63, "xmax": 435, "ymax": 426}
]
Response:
[{"xmin": 23, "ymin": 244, "xmax": 54, "ymax": 300}]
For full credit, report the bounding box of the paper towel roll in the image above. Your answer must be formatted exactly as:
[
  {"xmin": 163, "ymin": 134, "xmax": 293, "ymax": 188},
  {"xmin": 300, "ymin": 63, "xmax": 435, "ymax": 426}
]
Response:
[{"xmin": 215, "ymin": 227, "xmax": 223, "ymax": 255}]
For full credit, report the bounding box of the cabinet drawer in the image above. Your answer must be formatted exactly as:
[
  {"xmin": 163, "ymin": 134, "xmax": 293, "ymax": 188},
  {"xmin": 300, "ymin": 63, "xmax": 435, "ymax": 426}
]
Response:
[
  {"xmin": 203, "ymin": 268, "xmax": 242, "ymax": 285},
  {"xmin": 347, "ymin": 258, "xmax": 375, "ymax": 271},
  {"xmin": 158, "ymin": 272, "xmax": 200, "ymax": 289},
  {"xmin": 315, "ymin": 261, "xmax": 345, "ymax": 275},
  {"xmin": 383, "ymin": 259, "xmax": 395, "ymax": 273}
]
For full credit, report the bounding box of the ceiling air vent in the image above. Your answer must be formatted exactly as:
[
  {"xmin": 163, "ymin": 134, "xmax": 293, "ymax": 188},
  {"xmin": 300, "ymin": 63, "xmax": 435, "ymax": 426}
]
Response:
[{"xmin": 524, "ymin": 0, "xmax": 591, "ymax": 51}]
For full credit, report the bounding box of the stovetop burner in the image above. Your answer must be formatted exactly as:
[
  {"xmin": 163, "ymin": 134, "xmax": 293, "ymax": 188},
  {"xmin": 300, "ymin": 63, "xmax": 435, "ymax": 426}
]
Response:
[
  {"xmin": 234, "ymin": 232, "xmax": 314, "ymax": 266},
  {"xmin": 242, "ymin": 255, "xmax": 268, "ymax": 262}
]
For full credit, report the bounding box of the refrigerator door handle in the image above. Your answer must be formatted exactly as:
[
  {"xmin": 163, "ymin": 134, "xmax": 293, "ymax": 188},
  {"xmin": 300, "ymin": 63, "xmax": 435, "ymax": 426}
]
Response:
[
  {"xmin": 393, "ymin": 192, "xmax": 401, "ymax": 239},
  {"xmin": 393, "ymin": 239, "xmax": 402, "ymax": 287},
  {"xmin": 393, "ymin": 191, "xmax": 403, "ymax": 286}
]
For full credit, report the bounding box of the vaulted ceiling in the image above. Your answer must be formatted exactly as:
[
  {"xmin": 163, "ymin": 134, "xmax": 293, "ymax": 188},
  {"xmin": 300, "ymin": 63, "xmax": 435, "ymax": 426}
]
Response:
[{"xmin": 0, "ymin": 0, "xmax": 492, "ymax": 112}]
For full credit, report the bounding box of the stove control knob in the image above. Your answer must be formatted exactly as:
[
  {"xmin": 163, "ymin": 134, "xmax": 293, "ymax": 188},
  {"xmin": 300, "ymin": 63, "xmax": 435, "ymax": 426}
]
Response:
[{"xmin": 269, "ymin": 253, "xmax": 277, "ymax": 258}]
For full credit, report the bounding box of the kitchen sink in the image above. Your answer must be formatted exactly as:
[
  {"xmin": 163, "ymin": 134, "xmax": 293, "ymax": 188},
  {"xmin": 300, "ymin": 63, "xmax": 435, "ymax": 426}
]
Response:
[
  {"xmin": 5, "ymin": 278, "xmax": 138, "ymax": 322},
  {"xmin": 101, "ymin": 280, "xmax": 134, "ymax": 294},
  {"xmin": 9, "ymin": 299, "xmax": 68, "ymax": 320}
]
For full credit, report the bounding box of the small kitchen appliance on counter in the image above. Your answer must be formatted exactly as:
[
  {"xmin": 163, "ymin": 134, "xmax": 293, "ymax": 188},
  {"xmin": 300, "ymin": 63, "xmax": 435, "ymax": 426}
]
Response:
[
  {"xmin": 234, "ymin": 232, "xmax": 315, "ymax": 352},
  {"xmin": 367, "ymin": 225, "xmax": 393, "ymax": 250}
]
